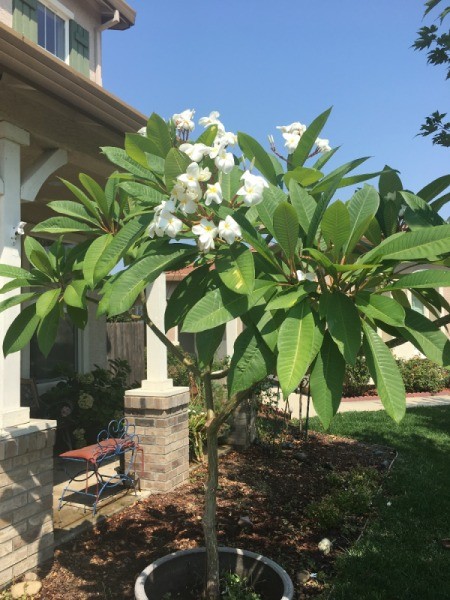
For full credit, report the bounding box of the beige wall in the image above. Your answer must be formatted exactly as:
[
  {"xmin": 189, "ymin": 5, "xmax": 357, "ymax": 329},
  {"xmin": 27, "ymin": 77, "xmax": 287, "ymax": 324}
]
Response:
[{"xmin": 0, "ymin": 0, "xmax": 12, "ymax": 27}]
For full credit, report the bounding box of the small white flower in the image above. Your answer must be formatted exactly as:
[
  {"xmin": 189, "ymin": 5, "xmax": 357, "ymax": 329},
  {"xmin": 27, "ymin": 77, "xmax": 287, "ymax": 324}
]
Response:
[
  {"xmin": 179, "ymin": 142, "xmax": 211, "ymax": 163},
  {"xmin": 236, "ymin": 170, "xmax": 269, "ymax": 206},
  {"xmin": 216, "ymin": 129, "xmax": 238, "ymax": 146},
  {"xmin": 277, "ymin": 122, "xmax": 307, "ymax": 135},
  {"xmin": 213, "ymin": 146, "xmax": 235, "ymax": 174},
  {"xmin": 387, "ymin": 501, "xmax": 392, "ymax": 507},
  {"xmin": 204, "ymin": 182, "xmax": 223, "ymax": 206},
  {"xmin": 163, "ymin": 214, "xmax": 183, "ymax": 238},
  {"xmin": 155, "ymin": 199, "xmax": 177, "ymax": 215},
  {"xmin": 218, "ymin": 215, "xmax": 242, "ymax": 244},
  {"xmin": 148, "ymin": 215, "xmax": 165, "ymax": 238},
  {"xmin": 199, "ymin": 111, "xmax": 225, "ymax": 131},
  {"xmin": 315, "ymin": 137, "xmax": 331, "ymax": 153},
  {"xmin": 283, "ymin": 132, "xmax": 301, "ymax": 153},
  {"xmin": 178, "ymin": 192, "xmax": 198, "ymax": 214},
  {"xmin": 178, "ymin": 163, "xmax": 211, "ymax": 199},
  {"xmin": 297, "ymin": 270, "xmax": 316, "ymax": 282},
  {"xmin": 192, "ymin": 218, "xmax": 218, "ymax": 252},
  {"xmin": 173, "ymin": 109, "xmax": 195, "ymax": 132}
]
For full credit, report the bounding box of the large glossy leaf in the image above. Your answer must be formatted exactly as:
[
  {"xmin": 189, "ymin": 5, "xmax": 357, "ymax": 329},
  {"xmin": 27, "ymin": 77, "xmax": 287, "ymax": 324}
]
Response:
[
  {"xmin": 310, "ymin": 332, "xmax": 345, "ymax": 429},
  {"xmin": 384, "ymin": 269, "xmax": 450, "ymax": 291},
  {"xmin": 24, "ymin": 237, "xmax": 54, "ymax": 278},
  {"xmin": 362, "ymin": 321, "xmax": 406, "ymax": 423},
  {"xmin": 0, "ymin": 292, "xmax": 37, "ymax": 314},
  {"xmin": 164, "ymin": 148, "xmax": 191, "ymax": 191},
  {"xmin": 182, "ymin": 287, "xmax": 249, "ymax": 333},
  {"xmin": 361, "ymin": 225, "xmax": 450, "ymax": 263},
  {"xmin": 79, "ymin": 174, "xmax": 109, "ymax": 216},
  {"xmin": 60, "ymin": 178, "xmax": 100, "ymax": 219},
  {"xmin": 266, "ymin": 287, "xmax": 308, "ymax": 310},
  {"xmin": 146, "ymin": 113, "xmax": 173, "ymax": 158},
  {"xmin": 378, "ymin": 165, "xmax": 403, "ymax": 198},
  {"xmin": 36, "ymin": 305, "xmax": 59, "ymax": 357},
  {"xmin": 344, "ymin": 185, "xmax": 380, "ymax": 255},
  {"xmin": 231, "ymin": 211, "xmax": 280, "ymax": 270},
  {"xmin": 290, "ymin": 108, "xmax": 332, "ymax": 169},
  {"xmin": 125, "ymin": 133, "xmax": 163, "ymax": 168},
  {"xmin": 165, "ymin": 265, "xmax": 211, "ymax": 330},
  {"xmin": 101, "ymin": 147, "xmax": 156, "ymax": 180},
  {"xmin": 306, "ymin": 176, "xmax": 341, "ymax": 247},
  {"xmin": 108, "ymin": 245, "xmax": 197, "ymax": 316},
  {"xmin": 216, "ymin": 245, "xmax": 255, "ymax": 295},
  {"xmin": 288, "ymin": 181, "xmax": 316, "ymax": 237},
  {"xmin": 273, "ymin": 202, "xmax": 299, "ymax": 261},
  {"xmin": 401, "ymin": 191, "xmax": 445, "ymax": 229},
  {"xmin": 119, "ymin": 182, "xmax": 166, "ymax": 205},
  {"xmin": 3, "ymin": 304, "xmax": 40, "ymax": 356},
  {"xmin": 277, "ymin": 302, "xmax": 323, "ymax": 397},
  {"xmin": 196, "ymin": 325, "xmax": 226, "ymax": 371},
  {"xmin": 83, "ymin": 235, "xmax": 114, "ymax": 287},
  {"xmin": 47, "ymin": 201, "xmax": 100, "ymax": 226},
  {"xmin": 399, "ymin": 308, "xmax": 450, "ymax": 367},
  {"xmin": 220, "ymin": 166, "xmax": 243, "ymax": 202},
  {"xmin": 237, "ymin": 132, "xmax": 278, "ymax": 185},
  {"xmin": 0, "ymin": 265, "xmax": 34, "ymax": 280},
  {"xmin": 430, "ymin": 192, "xmax": 450, "ymax": 213},
  {"xmin": 355, "ymin": 292, "xmax": 405, "ymax": 327},
  {"xmin": 326, "ymin": 292, "xmax": 361, "ymax": 365},
  {"xmin": 311, "ymin": 157, "xmax": 369, "ymax": 195},
  {"xmin": 257, "ymin": 184, "xmax": 287, "ymax": 239},
  {"xmin": 195, "ymin": 124, "xmax": 218, "ymax": 146},
  {"xmin": 36, "ymin": 288, "xmax": 60, "ymax": 318},
  {"xmin": 321, "ymin": 200, "xmax": 350, "ymax": 258},
  {"xmin": 284, "ymin": 167, "xmax": 323, "ymax": 188},
  {"xmin": 417, "ymin": 174, "xmax": 450, "ymax": 203},
  {"xmin": 33, "ymin": 217, "xmax": 99, "ymax": 235},
  {"xmin": 63, "ymin": 280, "xmax": 87, "ymax": 309},
  {"xmin": 228, "ymin": 326, "xmax": 275, "ymax": 397}
]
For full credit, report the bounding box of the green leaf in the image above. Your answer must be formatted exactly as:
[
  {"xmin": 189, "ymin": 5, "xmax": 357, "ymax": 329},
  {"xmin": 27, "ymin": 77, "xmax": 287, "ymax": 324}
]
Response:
[
  {"xmin": 284, "ymin": 167, "xmax": 323, "ymax": 188},
  {"xmin": 237, "ymin": 132, "xmax": 277, "ymax": 185},
  {"xmin": 364, "ymin": 217, "xmax": 382, "ymax": 246},
  {"xmin": 220, "ymin": 166, "xmax": 243, "ymax": 202},
  {"xmin": 196, "ymin": 125, "xmax": 218, "ymax": 146},
  {"xmin": 362, "ymin": 225, "xmax": 450, "ymax": 262},
  {"xmin": 266, "ymin": 286, "xmax": 308, "ymax": 310},
  {"xmin": 306, "ymin": 180, "xmax": 339, "ymax": 247},
  {"xmin": 36, "ymin": 288, "xmax": 60, "ymax": 318},
  {"xmin": 79, "ymin": 174, "xmax": 109, "ymax": 216},
  {"xmin": 119, "ymin": 182, "xmax": 166, "ymax": 205},
  {"xmin": 321, "ymin": 200, "xmax": 350, "ymax": 258},
  {"xmin": 378, "ymin": 165, "xmax": 403, "ymax": 198},
  {"xmin": 310, "ymin": 332, "xmax": 345, "ymax": 429},
  {"xmin": 290, "ymin": 108, "xmax": 332, "ymax": 169},
  {"xmin": 399, "ymin": 308, "xmax": 450, "ymax": 367},
  {"xmin": 183, "ymin": 287, "xmax": 249, "ymax": 333},
  {"xmin": 0, "ymin": 265, "xmax": 34, "ymax": 279},
  {"xmin": 312, "ymin": 146, "xmax": 340, "ymax": 171},
  {"xmin": 109, "ymin": 245, "xmax": 197, "ymax": 316},
  {"xmin": 196, "ymin": 325, "xmax": 226, "ymax": 371},
  {"xmin": 326, "ymin": 292, "xmax": 361, "ymax": 364},
  {"xmin": 60, "ymin": 178, "xmax": 100, "ymax": 219},
  {"xmin": 273, "ymin": 202, "xmax": 299, "ymax": 260},
  {"xmin": 231, "ymin": 211, "xmax": 280, "ymax": 271},
  {"xmin": 83, "ymin": 235, "xmax": 114, "ymax": 288},
  {"xmin": 228, "ymin": 326, "xmax": 275, "ymax": 397},
  {"xmin": 257, "ymin": 184, "xmax": 287, "ymax": 239},
  {"xmin": 216, "ymin": 245, "xmax": 255, "ymax": 295},
  {"xmin": 0, "ymin": 292, "xmax": 37, "ymax": 314},
  {"xmin": 36, "ymin": 305, "xmax": 59, "ymax": 357},
  {"xmin": 3, "ymin": 304, "xmax": 40, "ymax": 356},
  {"xmin": 344, "ymin": 185, "xmax": 380, "ymax": 255},
  {"xmin": 305, "ymin": 248, "xmax": 337, "ymax": 278},
  {"xmin": 362, "ymin": 321, "xmax": 406, "ymax": 422},
  {"xmin": 401, "ymin": 191, "xmax": 445, "ymax": 229},
  {"xmin": 311, "ymin": 157, "xmax": 369, "ymax": 195},
  {"xmin": 24, "ymin": 238, "xmax": 54, "ymax": 278},
  {"xmin": 164, "ymin": 148, "xmax": 191, "ymax": 191},
  {"xmin": 146, "ymin": 112, "xmax": 173, "ymax": 158},
  {"xmin": 277, "ymin": 301, "xmax": 323, "ymax": 397},
  {"xmin": 288, "ymin": 181, "xmax": 316, "ymax": 237},
  {"xmin": 125, "ymin": 133, "xmax": 163, "ymax": 168},
  {"xmin": 67, "ymin": 305, "xmax": 88, "ymax": 329},
  {"xmin": 33, "ymin": 217, "xmax": 99, "ymax": 235},
  {"xmin": 63, "ymin": 280, "xmax": 87, "ymax": 309},
  {"xmin": 384, "ymin": 270, "xmax": 450, "ymax": 291},
  {"xmin": 165, "ymin": 265, "xmax": 211, "ymax": 331},
  {"xmin": 101, "ymin": 147, "xmax": 157, "ymax": 180},
  {"xmin": 355, "ymin": 292, "xmax": 405, "ymax": 327},
  {"xmin": 47, "ymin": 201, "xmax": 101, "ymax": 226},
  {"xmin": 430, "ymin": 192, "xmax": 450, "ymax": 213},
  {"xmin": 417, "ymin": 175, "xmax": 450, "ymax": 203}
]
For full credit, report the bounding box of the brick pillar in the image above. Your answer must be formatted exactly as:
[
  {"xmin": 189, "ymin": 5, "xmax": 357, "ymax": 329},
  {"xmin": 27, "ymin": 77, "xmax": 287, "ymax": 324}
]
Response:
[
  {"xmin": 0, "ymin": 421, "xmax": 56, "ymax": 586},
  {"xmin": 124, "ymin": 388, "xmax": 190, "ymax": 493}
]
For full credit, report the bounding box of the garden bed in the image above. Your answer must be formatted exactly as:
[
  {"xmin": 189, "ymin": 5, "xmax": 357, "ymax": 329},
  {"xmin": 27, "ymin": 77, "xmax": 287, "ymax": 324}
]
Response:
[{"xmin": 30, "ymin": 427, "xmax": 394, "ymax": 599}]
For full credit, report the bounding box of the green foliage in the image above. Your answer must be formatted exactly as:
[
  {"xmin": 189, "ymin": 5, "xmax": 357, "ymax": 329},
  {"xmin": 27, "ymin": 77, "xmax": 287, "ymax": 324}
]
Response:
[
  {"xmin": 342, "ymin": 356, "xmax": 371, "ymax": 397},
  {"xmin": 221, "ymin": 572, "xmax": 262, "ymax": 600},
  {"xmin": 396, "ymin": 357, "xmax": 448, "ymax": 393}
]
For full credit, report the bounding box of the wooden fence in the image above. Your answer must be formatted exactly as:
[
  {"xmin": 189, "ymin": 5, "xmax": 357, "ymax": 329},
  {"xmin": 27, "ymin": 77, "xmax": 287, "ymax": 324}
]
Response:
[{"xmin": 106, "ymin": 321, "xmax": 145, "ymax": 386}]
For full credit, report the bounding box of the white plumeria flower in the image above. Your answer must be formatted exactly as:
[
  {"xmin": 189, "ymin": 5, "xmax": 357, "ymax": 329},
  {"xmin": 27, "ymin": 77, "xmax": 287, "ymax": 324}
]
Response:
[
  {"xmin": 315, "ymin": 137, "xmax": 331, "ymax": 153},
  {"xmin": 155, "ymin": 199, "xmax": 177, "ymax": 215},
  {"xmin": 192, "ymin": 218, "xmax": 218, "ymax": 252},
  {"xmin": 213, "ymin": 146, "xmax": 235, "ymax": 174},
  {"xmin": 236, "ymin": 170, "xmax": 269, "ymax": 206},
  {"xmin": 162, "ymin": 213, "xmax": 183, "ymax": 238},
  {"xmin": 204, "ymin": 182, "xmax": 223, "ymax": 206},
  {"xmin": 277, "ymin": 121, "xmax": 307, "ymax": 135},
  {"xmin": 179, "ymin": 142, "xmax": 211, "ymax": 163},
  {"xmin": 215, "ymin": 129, "xmax": 238, "ymax": 146},
  {"xmin": 170, "ymin": 183, "xmax": 187, "ymax": 203},
  {"xmin": 199, "ymin": 111, "xmax": 225, "ymax": 132},
  {"xmin": 178, "ymin": 192, "xmax": 198, "ymax": 214},
  {"xmin": 178, "ymin": 163, "xmax": 211, "ymax": 199},
  {"xmin": 283, "ymin": 132, "xmax": 301, "ymax": 153},
  {"xmin": 218, "ymin": 215, "xmax": 241, "ymax": 244},
  {"xmin": 148, "ymin": 215, "xmax": 165, "ymax": 238},
  {"xmin": 172, "ymin": 109, "xmax": 195, "ymax": 132},
  {"xmin": 296, "ymin": 270, "xmax": 316, "ymax": 282}
]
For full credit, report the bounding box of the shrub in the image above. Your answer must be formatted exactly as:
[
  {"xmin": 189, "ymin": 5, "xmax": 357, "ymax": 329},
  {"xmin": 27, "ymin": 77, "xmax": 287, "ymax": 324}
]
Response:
[
  {"xmin": 342, "ymin": 357, "xmax": 370, "ymax": 397},
  {"xmin": 397, "ymin": 357, "xmax": 446, "ymax": 393}
]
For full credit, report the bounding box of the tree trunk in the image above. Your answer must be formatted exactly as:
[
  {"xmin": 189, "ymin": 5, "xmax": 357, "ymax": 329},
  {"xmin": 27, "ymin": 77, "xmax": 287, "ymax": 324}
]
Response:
[{"xmin": 202, "ymin": 372, "xmax": 220, "ymax": 600}]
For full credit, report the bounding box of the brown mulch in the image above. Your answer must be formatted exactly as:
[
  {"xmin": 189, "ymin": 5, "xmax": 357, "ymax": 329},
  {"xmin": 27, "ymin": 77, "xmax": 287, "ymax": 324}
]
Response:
[{"xmin": 35, "ymin": 429, "xmax": 394, "ymax": 600}]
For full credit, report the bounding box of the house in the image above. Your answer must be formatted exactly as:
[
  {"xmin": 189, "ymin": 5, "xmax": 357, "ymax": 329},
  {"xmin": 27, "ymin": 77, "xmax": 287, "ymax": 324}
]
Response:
[{"xmin": 0, "ymin": 0, "xmax": 146, "ymax": 586}]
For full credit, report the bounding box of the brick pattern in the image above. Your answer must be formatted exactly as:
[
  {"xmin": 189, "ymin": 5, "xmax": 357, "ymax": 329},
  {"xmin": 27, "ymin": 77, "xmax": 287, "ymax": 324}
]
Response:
[
  {"xmin": 0, "ymin": 427, "xmax": 56, "ymax": 587},
  {"xmin": 125, "ymin": 390, "xmax": 190, "ymax": 493}
]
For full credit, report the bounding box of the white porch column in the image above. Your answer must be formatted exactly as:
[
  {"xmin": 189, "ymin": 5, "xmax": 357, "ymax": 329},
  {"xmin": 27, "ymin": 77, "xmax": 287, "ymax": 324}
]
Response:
[{"xmin": 0, "ymin": 122, "xmax": 30, "ymax": 430}]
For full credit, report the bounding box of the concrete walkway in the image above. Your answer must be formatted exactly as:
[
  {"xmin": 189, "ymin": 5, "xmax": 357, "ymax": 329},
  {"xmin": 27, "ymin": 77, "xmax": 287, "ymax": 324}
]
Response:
[{"xmin": 276, "ymin": 391, "xmax": 450, "ymax": 421}]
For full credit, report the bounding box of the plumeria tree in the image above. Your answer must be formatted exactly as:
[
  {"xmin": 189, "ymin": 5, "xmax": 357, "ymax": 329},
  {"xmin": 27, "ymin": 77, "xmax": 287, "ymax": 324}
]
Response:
[{"xmin": 1, "ymin": 107, "xmax": 450, "ymax": 599}]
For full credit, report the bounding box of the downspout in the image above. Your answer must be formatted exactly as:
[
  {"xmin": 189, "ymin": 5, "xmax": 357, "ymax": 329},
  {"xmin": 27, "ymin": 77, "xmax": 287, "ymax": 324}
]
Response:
[{"xmin": 95, "ymin": 10, "xmax": 120, "ymax": 86}]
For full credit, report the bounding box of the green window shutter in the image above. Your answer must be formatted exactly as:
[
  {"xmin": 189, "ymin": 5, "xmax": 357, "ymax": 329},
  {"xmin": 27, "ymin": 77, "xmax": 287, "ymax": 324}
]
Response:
[
  {"xmin": 13, "ymin": 0, "xmax": 38, "ymax": 42},
  {"xmin": 69, "ymin": 20, "xmax": 90, "ymax": 77}
]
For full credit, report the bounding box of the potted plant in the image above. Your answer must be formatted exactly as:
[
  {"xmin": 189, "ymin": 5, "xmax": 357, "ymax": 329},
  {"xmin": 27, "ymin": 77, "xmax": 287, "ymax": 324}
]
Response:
[{"xmin": 1, "ymin": 108, "xmax": 450, "ymax": 599}]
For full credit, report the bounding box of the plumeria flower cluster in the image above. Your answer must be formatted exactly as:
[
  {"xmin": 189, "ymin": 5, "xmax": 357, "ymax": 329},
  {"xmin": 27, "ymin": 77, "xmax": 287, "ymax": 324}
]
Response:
[
  {"xmin": 147, "ymin": 110, "xmax": 270, "ymax": 253},
  {"xmin": 275, "ymin": 120, "xmax": 331, "ymax": 154}
]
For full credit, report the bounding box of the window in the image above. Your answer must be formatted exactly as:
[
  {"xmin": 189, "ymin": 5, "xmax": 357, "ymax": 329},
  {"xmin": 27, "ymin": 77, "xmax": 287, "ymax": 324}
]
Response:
[
  {"xmin": 37, "ymin": 1, "xmax": 66, "ymax": 61},
  {"xmin": 411, "ymin": 292, "xmax": 426, "ymax": 314}
]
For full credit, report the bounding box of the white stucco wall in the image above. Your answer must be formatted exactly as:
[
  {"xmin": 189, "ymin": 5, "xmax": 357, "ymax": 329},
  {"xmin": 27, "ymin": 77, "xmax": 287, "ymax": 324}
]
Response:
[{"xmin": 0, "ymin": 0, "xmax": 12, "ymax": 27}]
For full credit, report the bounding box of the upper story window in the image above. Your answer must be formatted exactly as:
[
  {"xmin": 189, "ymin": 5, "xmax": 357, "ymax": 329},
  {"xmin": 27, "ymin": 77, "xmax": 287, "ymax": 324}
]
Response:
[{"xmin": 12, "ymin": 0, "xmax": 90, "ymax": 77}]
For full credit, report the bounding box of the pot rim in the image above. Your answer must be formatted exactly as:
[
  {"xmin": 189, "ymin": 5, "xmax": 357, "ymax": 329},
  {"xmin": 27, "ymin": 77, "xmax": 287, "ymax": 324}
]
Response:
[{"xmin": 135, "ymin": 546, "xmax": 294, "ymax": 600}]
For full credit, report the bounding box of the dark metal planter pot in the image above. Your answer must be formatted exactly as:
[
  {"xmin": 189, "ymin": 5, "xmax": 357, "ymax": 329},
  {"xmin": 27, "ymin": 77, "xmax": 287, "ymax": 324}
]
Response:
[{"xmin": 135, "ymin": 547, "xmax": 294, "ymax": 600}]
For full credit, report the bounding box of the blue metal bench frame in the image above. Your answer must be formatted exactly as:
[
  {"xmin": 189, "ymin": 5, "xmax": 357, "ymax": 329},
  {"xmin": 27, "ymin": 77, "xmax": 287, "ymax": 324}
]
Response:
[{"xmin": 58, "ymin": 418, "xmax": 142, "ymax": 515}]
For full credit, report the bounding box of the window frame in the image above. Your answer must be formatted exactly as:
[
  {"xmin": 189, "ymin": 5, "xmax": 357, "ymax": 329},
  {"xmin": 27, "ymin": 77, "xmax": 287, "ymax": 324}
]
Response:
[{"xmin": 37, "ymin": 0, "xmax": 73, "ymax": 65}]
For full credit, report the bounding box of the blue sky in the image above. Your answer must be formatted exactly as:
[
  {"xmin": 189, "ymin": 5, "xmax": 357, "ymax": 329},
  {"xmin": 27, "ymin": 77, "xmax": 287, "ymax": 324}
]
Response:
[{"xmin": 103, "ymin": 0, "xmax": 449, "ymax": 216}]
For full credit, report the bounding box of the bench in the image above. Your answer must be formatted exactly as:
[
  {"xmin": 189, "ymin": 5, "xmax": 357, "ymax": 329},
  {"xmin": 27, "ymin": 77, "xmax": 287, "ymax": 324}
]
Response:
[{"xmin": 58, "ymin": 418, "xmax": 142, "ymax": 515}]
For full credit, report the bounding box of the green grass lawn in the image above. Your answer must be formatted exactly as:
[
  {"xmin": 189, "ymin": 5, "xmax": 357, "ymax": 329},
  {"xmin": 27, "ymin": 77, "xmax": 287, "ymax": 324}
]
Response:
[{"xmin": 309, "ymin": 406, "xmax": 450, "ymax": 600}]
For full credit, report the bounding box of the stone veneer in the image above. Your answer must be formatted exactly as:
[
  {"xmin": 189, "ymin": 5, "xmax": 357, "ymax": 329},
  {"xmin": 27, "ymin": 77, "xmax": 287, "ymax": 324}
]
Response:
[
  {"xmin": 124, "ymin": 388, "xmax": 190, "ymax": 493},
  {"xmin": 0, "ymin": 420, "xmax": 56, "ymax": 587}
]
